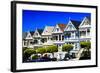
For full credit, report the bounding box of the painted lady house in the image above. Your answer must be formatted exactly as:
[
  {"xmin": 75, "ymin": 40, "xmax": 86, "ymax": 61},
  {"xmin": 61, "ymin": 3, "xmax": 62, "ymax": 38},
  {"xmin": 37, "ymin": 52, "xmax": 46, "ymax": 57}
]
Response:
[
  {"xmin": 22, "ymin": 17, "xmax": 91, "ymax": 60},
  {"xmin": 79, "ymin": 17, "xmax": 91, "ymax": 42},
  {"xmin": 63, "ymin": 17, "xmax": 91, "ymax": 57},
  {"xmin": 64, "ymin": 19, "xmax": 81, "ymax": 57},
  {"xmin": 23, "ymin": 29, "xmax": 43, "ymax": 49},
  {"xmin": 52, "ymin": 24, "xmax": 66, "ymax": 52},
  {"xmin": 22, "ymin": 31, "xmax": 34, "ymax": 48},
  {"xmin": 42, "ymin": 26, "xmax": 54, "ymax": 43},
  {"xmin": 33, "ymin": 29, "xmax": 43, "ymax": 45}
]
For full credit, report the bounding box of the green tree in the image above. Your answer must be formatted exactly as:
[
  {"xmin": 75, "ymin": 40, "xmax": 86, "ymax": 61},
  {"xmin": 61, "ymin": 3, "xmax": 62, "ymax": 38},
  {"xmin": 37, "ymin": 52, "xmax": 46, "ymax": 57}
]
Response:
[
  {"xmin": 44, "ymin": 45, "xmax": 58, "ymax": 58},
  {"xmin": 80, "ymin": 41, "xmax": 91, "ymax": 60},
  {"xmin": 80, "ymin": 41, "xmax": 91, "ymax": 51},
  {"xmin": 46, "ymin": 45, "xmax": 58, "ymax": 53},
  {"xmin": 23, "ymin": 48, "xmax": 36, "ymax": 61},
  {"xmin": 62, "ymin": 44, "xmax": 73, "ymax": 53}
]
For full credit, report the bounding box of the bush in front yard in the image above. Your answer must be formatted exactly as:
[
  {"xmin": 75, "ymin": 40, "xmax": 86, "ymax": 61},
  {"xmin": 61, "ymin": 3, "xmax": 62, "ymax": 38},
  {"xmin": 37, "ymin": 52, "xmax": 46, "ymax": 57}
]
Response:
[
  {"xmin": 46, "ymin": 45, "xmax": 58, "ymax": 53},
  {"xmin": 32, "ymin": 55, "xmax": 38, "ymax": 60},
  {"xmin": 62, "ymin": 44, "xmax": 73, "ymax": 53},
  {"xmin": 23, "ymin": 48, "xmax": 36, "ymax": 61},
  {"xmin": 36, "ymin": 48, "xmax": 46, "ymax": 54},
  {"xmin": 80, "ymin": 51, "xmax": 91, "ymax": 60},
  {"xmin": 80, "ymin": 41, "xmax": 91, "ymax": 50},
  {"xmin": 23, "ymin": 47, "xmax": 28, "ymax": 52},
  {"xmin": 80, "ymin": 41, "xmax": 91, "ymax": 60}
]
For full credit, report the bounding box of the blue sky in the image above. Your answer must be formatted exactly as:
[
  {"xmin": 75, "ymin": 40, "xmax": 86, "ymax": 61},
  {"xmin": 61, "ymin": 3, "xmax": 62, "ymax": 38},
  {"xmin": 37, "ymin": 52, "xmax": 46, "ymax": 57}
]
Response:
[{"xmin": 22, "ymin": 10, "xmax": 91, "ymax": 32}]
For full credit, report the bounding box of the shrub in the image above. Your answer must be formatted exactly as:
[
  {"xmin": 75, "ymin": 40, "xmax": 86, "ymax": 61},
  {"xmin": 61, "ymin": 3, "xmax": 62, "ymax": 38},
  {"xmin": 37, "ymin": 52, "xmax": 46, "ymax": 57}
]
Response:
[
  {"xmin": 80, "ymin": 41, "xmax": 91, "ymax": 60},
  {"xmin": 23, "ymin": 48, "xmax": 36, "ymax": 60},
  {"xmin": 46, "ymin": 45, "xmax": 58, "ymax": 53},
  {"xmin": 46, "ymin": 47, "xmax": 51, "ymax": 53},
  {"xmin": 32, "ymin": 55, "xmax": 38, "ymax": 60},
  {"xmin": 23, "ymin": 47, "xmax": 28, "ymax": 52},
  {"xmin": 36, "ymin": 48, "xmax": 46, "ymax": 54},
  {"xmin": 80, "ymin": 51, "xmax": 91, "ymax": 60},
  {"xmin": 62, "ymin": 44, "xmax": 73, "ymax": 53},
  {"xmin": 80, "ymin": 41, "xmax": 91, "ymax": 50},
  {"xmin": 35, "ymin": 45, "xmax": 58, "ymax": 55}
]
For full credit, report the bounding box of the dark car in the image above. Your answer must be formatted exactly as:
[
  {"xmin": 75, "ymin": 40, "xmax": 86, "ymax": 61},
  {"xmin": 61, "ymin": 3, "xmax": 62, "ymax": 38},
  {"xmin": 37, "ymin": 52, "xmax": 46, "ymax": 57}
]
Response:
[
  {"xmin": 29, "ymin": 57, "xmax": 52, "ymax": 62},
  {"xmin": 63, "ymin": 53, "xmax": 72, "ymax": 61}
]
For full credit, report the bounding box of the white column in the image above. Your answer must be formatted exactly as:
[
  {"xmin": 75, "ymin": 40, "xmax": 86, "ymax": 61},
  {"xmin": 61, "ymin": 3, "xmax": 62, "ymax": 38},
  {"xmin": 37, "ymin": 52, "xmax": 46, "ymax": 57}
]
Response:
[
  {"xmin": 47, "ymin": 37, "xmax": 48, "ymax": 42},
  {"xmin": 86, "ymin": 29, "xmax": 87, "ymax": 37},
  {"xmin": 74, "ymin": 32, "xmax": 76, "ymax": 39},
  {"xmin": 58, "ymin": 35, "xmax": 59, "ymax": 41},
  {"xmin": 70, "ymin": 32, "xmax": 72, "ymax": 39},
  {"xmin": 61, "ymin": 34, "xmax": 62, "ymax": 41},
  {"xmin": 38, "ymin": 39, "xmax": 41, "ymax": 44},
  {"xmin": 26, "ymin": 41, "xmax": 28, "ymax": 46},
  {"xmin": 71, "ymin": 32, "xmax": 72, "ymax": 39},
  {"xmin": 48, "ymin": 37, "xmax": 49, "ymax": 40},
  {"xmin": 28, "ymin": 40, "xmax": 30, "ymax": 48},
  {"xmin": 54, "ymin": 36, "xmax": 55, "ymax": 41}
]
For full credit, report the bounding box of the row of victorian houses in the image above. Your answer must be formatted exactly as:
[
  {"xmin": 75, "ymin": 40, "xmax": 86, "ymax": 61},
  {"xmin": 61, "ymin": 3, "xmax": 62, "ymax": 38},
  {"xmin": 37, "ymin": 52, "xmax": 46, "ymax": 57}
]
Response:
[{"xmin": 22, "ymin": 17, "xmax": 91, "ymax": 55}]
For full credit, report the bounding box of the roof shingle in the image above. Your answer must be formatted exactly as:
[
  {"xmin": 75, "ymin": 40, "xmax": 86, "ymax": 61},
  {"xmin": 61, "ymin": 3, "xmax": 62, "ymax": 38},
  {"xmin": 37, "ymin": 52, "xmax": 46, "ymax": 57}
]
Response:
[{"xmin": 58, "ymin": 24, "xmax": 66, "ymax": 31}]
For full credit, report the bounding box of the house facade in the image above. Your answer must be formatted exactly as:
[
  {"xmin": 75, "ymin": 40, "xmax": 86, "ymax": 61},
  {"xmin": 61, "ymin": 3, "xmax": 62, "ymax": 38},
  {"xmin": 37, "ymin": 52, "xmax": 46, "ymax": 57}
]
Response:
[
  {"xmin": 79, "ymin": 17, "xmax": 91, "ymax": 42},
  {"xmin": 22, "ymin": 17, "xmax": 91, "ymax": 56},
  {"xmin": 22, "ymin": 31, "xmax": 34, "ymax": 48},
  {"xmin": 64, "ymin": 20, "xmax": 81, "ymax": 55},
  {"xmin": 42, "ymin": 26, "xmax": 54, "ymax": 43},
  {"xmin": 52, "ymin": 24, "xmax": 66, "ymax": 52},
  {"xmin": 33, "ymin": 29, "xmax": 43, "ymax": 45}
]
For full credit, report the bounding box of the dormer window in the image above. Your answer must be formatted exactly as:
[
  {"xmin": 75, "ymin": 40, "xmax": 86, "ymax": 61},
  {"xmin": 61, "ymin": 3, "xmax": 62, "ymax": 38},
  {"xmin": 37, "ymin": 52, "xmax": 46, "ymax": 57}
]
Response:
[
  {"xmin": 69, "ymin": 25, "xmax": 72, "ymax": 29},
  {"xmin": 84, "ymin": 20, "xmax": 89, "ymax": 25},
  {"xmin": 57, "ymin": 28, "xmax": 59, "ymax": 31},
  {"xmin": 28, "ymin": 35, "xmax": 31, "ymax": 37},
  {"xmin": 36, "ymin": 33, "xmax": 38, "ymax": 36}
]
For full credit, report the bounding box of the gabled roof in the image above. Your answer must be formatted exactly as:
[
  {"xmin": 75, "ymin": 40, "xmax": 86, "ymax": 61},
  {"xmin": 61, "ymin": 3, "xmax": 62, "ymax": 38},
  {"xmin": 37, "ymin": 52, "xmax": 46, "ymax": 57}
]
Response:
[
  {"xmin": 81, "ymin": 16, "xmax": 91, "ymax": 24},
  {"xmin": 30, "ymin": 31, "xmax": 34, "ymax": 36},
  {"xmin": 85, "ymin": 16, "xmax": 91, "ymax": 22},
  {"xmin": 70, "ymin": 20, "xmax": 81, "ymax": 29},
  {"xmin": 42, "ymin": 26, "xmax": 54, "ymax": 36},
  {"xmin": 58, "ymin": 24, "xmax": 66, "ymax": 31},
  {"xmin": 37, "ymin": 29, "xmax": 43, "ymax": 35},
  {"xmin": 79, "ymin": 16, "xmax": 91, "ymax": 28},
  {"xmin": 23, "ymin": 31, "xmax": 34, "ymax": 40}
]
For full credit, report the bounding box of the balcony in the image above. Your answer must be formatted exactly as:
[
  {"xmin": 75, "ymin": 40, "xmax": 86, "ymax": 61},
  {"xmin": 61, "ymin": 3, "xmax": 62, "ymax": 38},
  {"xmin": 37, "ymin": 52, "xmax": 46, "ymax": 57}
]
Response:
[
  {"xmin": 64, "ymin": 37, "xmax": 79, "ymax": 42},
  {"xmin": 80, "ymin": 35, "xmax": 91, "ymax": 38},
  {"xmin": 52, "ymin": 40, "xmax": 65, "ymax": 44},
  {"xmin": 27, "ymin": 45, "xmax": 34, "ymax": 48},
  {"xmin": 79, "ymin": 35, "xmax": 91, "ymax": 41}
]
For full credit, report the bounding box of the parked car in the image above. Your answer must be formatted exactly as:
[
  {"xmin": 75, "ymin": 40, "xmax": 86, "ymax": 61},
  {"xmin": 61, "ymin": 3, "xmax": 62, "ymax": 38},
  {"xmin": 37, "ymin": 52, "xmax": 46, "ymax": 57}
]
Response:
[
  {"xmin": 63, "ymin": 53, "xmax": 72, "ymax": 61},
  {"xmin": 29, "ymin": 57, "xmax": 52, "ymax": 62}
]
